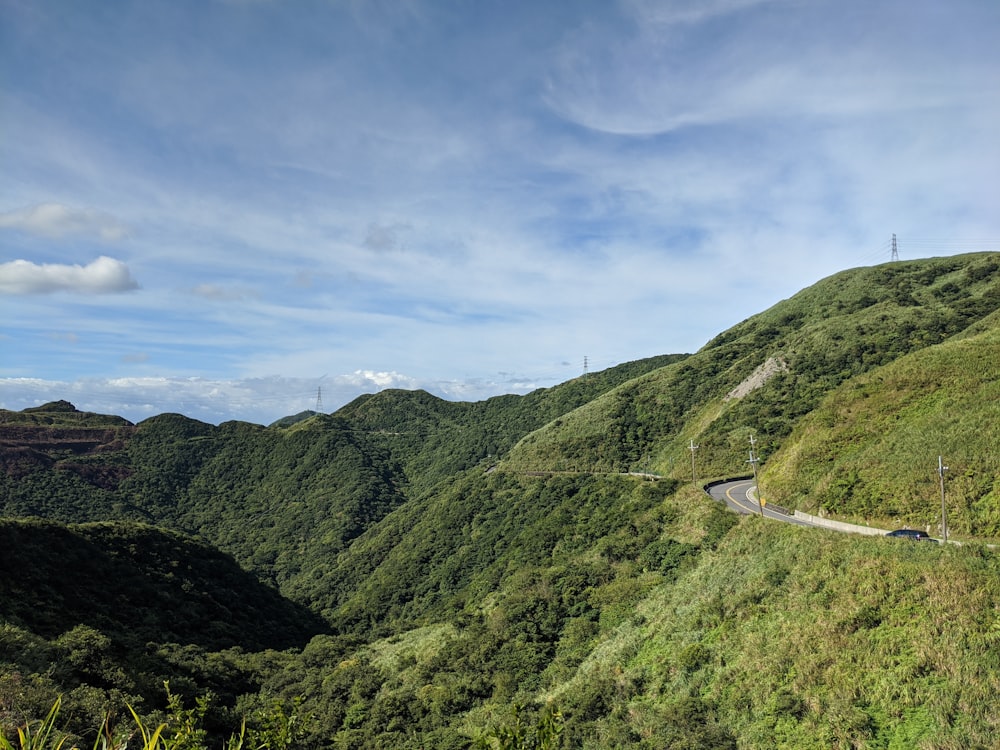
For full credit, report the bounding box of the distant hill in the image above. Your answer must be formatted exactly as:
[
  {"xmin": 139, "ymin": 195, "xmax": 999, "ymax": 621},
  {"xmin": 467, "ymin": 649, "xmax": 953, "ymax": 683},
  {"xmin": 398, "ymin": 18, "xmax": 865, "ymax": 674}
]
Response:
[{"xmin": 268, "ymin": 409, "xmax": 318, "ymax": 428}]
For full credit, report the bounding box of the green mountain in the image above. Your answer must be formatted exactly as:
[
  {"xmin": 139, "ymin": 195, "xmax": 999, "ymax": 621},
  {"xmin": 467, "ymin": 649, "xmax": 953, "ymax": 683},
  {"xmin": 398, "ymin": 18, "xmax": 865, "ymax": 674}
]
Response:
[
  {"xmin": 3, "ymin": 253, "xmax": 1000, "ymax": 748},
  {"xmin": 0, "ymin": 355, "xmax": 683, "ymax": 593},
  {"xmin": 505, "ymin": 253, "xmax": 1000, "ymax": 483}
]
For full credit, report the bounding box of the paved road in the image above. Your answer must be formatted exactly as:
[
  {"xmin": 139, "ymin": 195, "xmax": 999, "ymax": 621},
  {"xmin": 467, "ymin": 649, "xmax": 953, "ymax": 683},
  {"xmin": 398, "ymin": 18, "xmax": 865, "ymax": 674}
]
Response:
[
  {"xmin": 706, "ymin": 478, "xmax": 814, "ymax": 527},
  {"xmin": 707, "ymin": 479, "xmax": 978, "ymax": 544}
]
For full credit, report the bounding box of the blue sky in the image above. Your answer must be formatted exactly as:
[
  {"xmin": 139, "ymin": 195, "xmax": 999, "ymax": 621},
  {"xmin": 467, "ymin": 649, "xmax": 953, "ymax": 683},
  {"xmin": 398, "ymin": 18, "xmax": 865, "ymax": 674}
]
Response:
[{"xmin": 2, "ymin": 0, "xmax": 998, "ymax": 425}]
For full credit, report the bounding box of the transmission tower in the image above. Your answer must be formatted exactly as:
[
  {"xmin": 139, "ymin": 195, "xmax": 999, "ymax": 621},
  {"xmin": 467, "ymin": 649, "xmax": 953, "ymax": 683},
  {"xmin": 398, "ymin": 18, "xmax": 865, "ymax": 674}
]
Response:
[
  {"xmin": 891, "ymin": 233, "xmax": 899, "ymax": 261},
  {"xmin": 583, "ymin": 356, "xmax": 589, "ymax": 374},
  {"xmin": 315, "ymin": 386, "xmax": 324, "ymax": 413}
]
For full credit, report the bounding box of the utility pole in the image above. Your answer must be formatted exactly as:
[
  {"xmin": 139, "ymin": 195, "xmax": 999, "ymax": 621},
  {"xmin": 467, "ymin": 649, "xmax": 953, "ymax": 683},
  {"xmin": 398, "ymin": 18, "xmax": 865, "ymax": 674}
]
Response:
[
  {"xmin": 938, "ymin": 456, "xmax": 949, "ymax": 543},
  {"xmin": 748, "ymin": 433, "xmax": 764, "ymax": 516},
  {"xmin": 689, "ymin": 439, "xmax": 699, "ymax": 483}
]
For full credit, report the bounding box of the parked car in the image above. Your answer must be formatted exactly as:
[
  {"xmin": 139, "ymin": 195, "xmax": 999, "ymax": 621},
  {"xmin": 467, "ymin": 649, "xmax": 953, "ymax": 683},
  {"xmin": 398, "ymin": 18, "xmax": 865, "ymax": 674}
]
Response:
[{"xmin": 886, "ymin": 529, "xmax": 937, "ymax": 542}]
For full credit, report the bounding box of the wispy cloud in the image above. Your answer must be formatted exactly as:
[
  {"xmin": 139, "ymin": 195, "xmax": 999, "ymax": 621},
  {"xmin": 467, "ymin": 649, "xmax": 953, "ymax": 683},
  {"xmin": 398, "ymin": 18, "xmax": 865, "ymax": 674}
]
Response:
[
  {"xmin": 0, "ymin": 203, "xmax": 129, "ymax": 241},
  {"xmin": 190, "ymin": 284, "xmax": 260, "ymax": 302},
  {"xmin": 545, "ymin": 0, "xmax": 996, "ymax": 136},
  {"xmin": 622, "ymin": 0, "xmax": 783, "ymax": 27},
  {"xmin": 0, "ymin": 257, "xmax": 140, "ymax": 295}
]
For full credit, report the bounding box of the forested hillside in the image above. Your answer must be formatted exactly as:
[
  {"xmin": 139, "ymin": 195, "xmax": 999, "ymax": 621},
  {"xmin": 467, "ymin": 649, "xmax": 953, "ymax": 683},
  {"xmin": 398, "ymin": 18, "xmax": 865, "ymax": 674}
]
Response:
[
  {"xmin": 4, "ymin": 254, "xmax": 1000, "ymax": 748},
  {"xmin": 1, "ymin": 354, "xmax": 678, "ymax": 601},
  {"xmin": 507, "ymin": 254, "xmax": 1000, "ymax": 501}
]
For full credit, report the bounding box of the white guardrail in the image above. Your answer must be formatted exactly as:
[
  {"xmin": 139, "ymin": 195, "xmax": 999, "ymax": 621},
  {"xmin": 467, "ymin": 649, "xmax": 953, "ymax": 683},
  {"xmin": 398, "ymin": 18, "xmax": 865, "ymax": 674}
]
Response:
[{"xmin": 790, "ymin": 510, "xmax": 888, "ymax": 537}]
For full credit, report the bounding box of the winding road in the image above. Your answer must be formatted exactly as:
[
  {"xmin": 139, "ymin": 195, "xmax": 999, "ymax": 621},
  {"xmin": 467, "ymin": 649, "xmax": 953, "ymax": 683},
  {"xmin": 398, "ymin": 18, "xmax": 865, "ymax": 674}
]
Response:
[{"xmin": 706, "ymin": 478, "xmax": 815, "ymax": 527}]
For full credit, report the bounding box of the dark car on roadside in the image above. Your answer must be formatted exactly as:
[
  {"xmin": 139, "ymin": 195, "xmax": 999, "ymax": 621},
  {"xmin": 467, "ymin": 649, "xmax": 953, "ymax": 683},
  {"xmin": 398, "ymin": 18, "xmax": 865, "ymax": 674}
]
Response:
[{"xmin": 886, "ymin": 529, "xmax": 937, "ymax": 542}]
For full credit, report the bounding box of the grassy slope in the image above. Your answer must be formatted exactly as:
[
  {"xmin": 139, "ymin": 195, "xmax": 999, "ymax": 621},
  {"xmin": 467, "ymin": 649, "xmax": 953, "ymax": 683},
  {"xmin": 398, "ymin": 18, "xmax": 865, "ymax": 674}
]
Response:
[
  {"xmin": 249, "ymin": 484, "xmax": 1000, "ymax": 748},
  {"xmin": 540, "ymin": 515, "xmax": 1000, "ymax": 749},
  {"xmin": 298, "ymin": 471, "xmax": 684, "ymax": 635},
  {"xmin": 763, "ymin": 310, "xmax": 1000, "ymax": 536}
]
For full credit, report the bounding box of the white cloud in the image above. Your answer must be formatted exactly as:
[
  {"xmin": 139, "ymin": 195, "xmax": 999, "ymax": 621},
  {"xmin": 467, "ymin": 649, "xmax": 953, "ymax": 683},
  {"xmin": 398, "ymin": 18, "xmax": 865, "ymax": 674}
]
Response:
[
  {"xmin": 341, "ymin": 370, "xmax": 420, "ymax": 390},
  {"xmin": 0, "ymin": 256, "xmax": 140, "ymax": 295},
  {"xmin": 0, "ymin": 203, "xmax": 129, "ymax": 241}
]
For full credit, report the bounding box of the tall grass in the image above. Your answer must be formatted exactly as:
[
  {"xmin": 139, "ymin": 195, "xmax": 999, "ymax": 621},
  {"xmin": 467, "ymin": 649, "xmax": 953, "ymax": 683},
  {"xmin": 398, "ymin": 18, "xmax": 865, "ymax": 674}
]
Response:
[
  {"xmin": 764, "ymin": 322, "xmax": 1000, "ymax": 538},
  {"xmin": 539, "ymin": 517, "xmax": 1000, "ymax": 748},
  {"xmin": 1, "ymin": 696, "xmax": 173, "ymax": 750},
  {"xmin": 0, "ymin": 690, "xmax": 297, "ymax": 750},
  {"xmin": 0, "ymin": 697, "xmax": 71, "ymax": 750}
]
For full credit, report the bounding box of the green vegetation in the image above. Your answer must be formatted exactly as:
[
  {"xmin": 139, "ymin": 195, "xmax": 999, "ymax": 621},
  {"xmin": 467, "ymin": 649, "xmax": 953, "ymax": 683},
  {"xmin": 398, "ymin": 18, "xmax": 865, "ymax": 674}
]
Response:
[
  {"xmin": 764, "ymin": 313, "xmax": 1000, "ymax": 533},
  {"xmin": 0, "ymin": 689, "xmax": 312, "ymax": 750},
  {"xmin": 4, "ymin": 253, "xmax": 1000, "ymax": 747}
]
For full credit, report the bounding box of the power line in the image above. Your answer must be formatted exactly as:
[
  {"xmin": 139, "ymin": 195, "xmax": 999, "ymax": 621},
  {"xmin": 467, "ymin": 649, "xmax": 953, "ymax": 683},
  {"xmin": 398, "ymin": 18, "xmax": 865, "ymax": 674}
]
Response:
[
  {"xmin": 852, "ymin": 235, "xmax": 1000, "ymax": 268},
  {"xmin": 852, "ymin": 238, "xmax": 895, "ymax": 267},
  {"xmin": 895, "ymin": 237, "xmax": 1000, "ymax": 256},
  {"xmin": 898, "ymin": 237, "xmax": 999, "ymax": 248}
]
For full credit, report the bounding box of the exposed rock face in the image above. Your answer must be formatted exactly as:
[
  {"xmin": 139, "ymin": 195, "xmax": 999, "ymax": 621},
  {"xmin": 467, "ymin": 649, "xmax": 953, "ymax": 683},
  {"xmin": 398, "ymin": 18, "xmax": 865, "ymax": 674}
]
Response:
[
  {"xmin": 725, "ymin": 357, "xmax": 789, "ymax": 401},
  {"xmin": 0, "ymin": 403, "xmax": 134, "ymax": 486}
]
